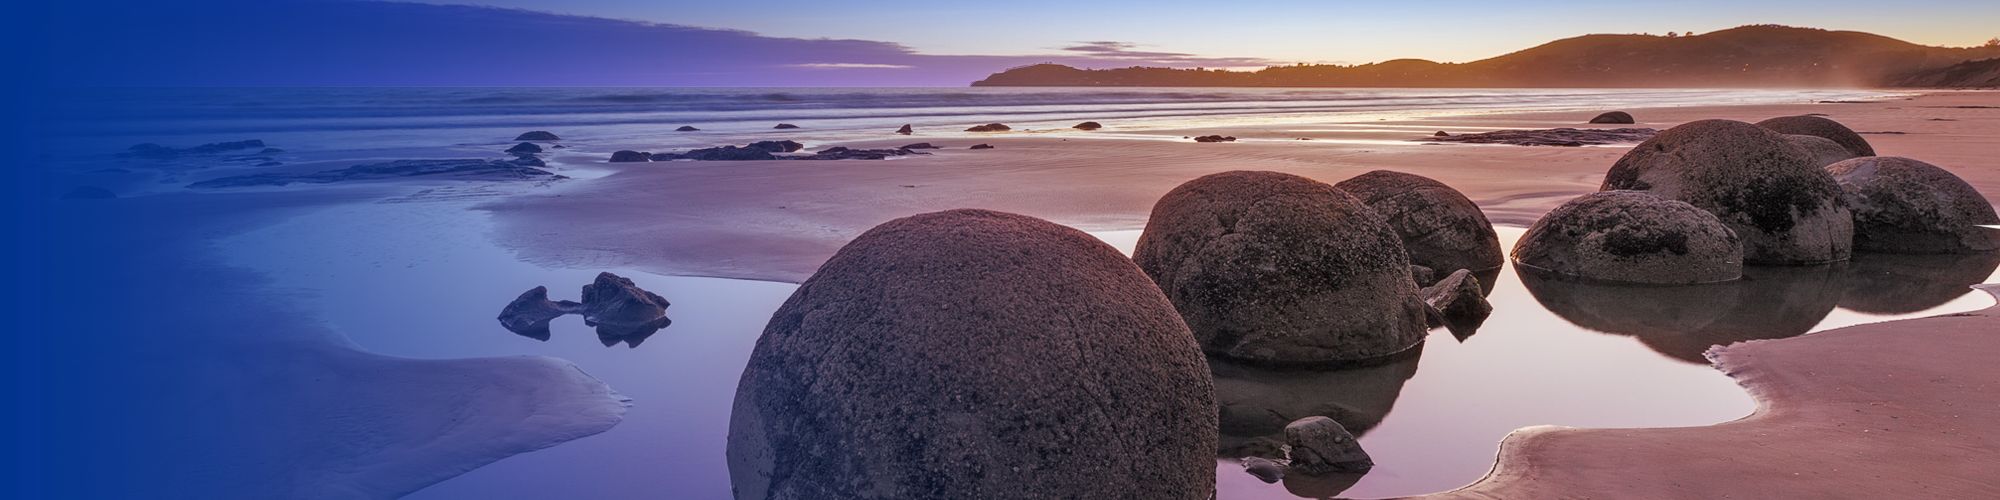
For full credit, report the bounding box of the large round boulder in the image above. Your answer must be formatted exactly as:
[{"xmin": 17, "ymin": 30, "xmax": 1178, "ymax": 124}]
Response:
[
  {"xmin": 1335, "ymin": 170, "xmax": 1503, "ymax": 274},
  {"xmin": 1756, "ymin": 115, "xmax": 1874, "ymax": 157},
  {"xmin": 1785, "ymin": 134, "xmax": 1857, "ymax": 168},
  {"xmin": 1602, "ymin": 119, "xmax": 1852, "ymax": 264},
  {"xmin": 726, "ymin": 209, "xmax": 1216, "ymax": 499},
  {"xmin": 1513, "ymin": 191, "xmax": 1743, "ymax": 284},
  {"xmin": 1825, "ymin": 156, "xmax": 2000, "ymax": 254},
  {"xmin": 1134, "ymin": 171, "xmax": 1429, "ymax": 365}
]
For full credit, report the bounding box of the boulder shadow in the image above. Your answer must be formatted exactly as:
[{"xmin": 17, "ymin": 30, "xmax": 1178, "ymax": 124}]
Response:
[
  {"xmin": 1518, "ymin": 264, "xmax": 1847, "ymax": 364},
  {"xmin": 1838, "ymin": 251, "xmax": 2000, "ymax": 314}
]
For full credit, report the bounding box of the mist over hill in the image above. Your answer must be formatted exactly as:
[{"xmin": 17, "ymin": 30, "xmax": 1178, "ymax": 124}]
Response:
[{"xmin": 973, "ymin": 26, "xmax": 2000, "ymax": 88}]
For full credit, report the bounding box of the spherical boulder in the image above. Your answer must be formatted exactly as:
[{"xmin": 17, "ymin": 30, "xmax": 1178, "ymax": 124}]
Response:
[
  {"xmin": 1134, "ymin": 171, "xmax": 1429, "ymax": 365},
  {"xmin": 1335, "ymin": 170, "xmax": 1503, "ymax": 274},
  {"xmin": 1785, "ymin": 134, "xmax": 1856, "ymax": 168},
  {"xmin": 1756, "ymin": 115, "xmax": 1874, "ymax": 157},
  {"xmin": 1826, "ymin": 156, "xmax": 2000, "ymax": 254},
  {"xmin": 726, "ymin": 209, "xmax": 1216, "ymax": 499},
  {"xmin": 1602, "ymin": 119, "xmax": 1852, "ymax": 264},
  {"xmin": 1514, "ymin": 191, "xmax": 1743, "ymax": 284},
  {"xmin": 1589, "ymin": 111, "xmax": 1635, "ymax": 124}
]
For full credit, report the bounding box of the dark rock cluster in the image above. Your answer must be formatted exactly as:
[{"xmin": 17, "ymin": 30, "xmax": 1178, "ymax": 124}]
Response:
[
  {"xmin": 497, "ymin": 272, "xmax": 670, "ymax": 348},
  {"xmin": 1193, "ymin": 135, "xmax": 1238, "ymax": 142},
  {"xmin": 1422, "ymin": 127, "xmax": 1656, "ymax": 146},
  {"xmin": 188, "ymin": 157, "xmax": 561, "ymax": 188},
  {"xmin": 121, "ymin": 139, "xmax": 268, "ymax": 159}
]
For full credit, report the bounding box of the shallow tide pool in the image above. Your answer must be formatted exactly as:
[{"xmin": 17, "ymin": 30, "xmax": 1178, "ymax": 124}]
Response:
[{"xmin": 225, "ymin": 200, "xmax": 1998, "ymax": 499}]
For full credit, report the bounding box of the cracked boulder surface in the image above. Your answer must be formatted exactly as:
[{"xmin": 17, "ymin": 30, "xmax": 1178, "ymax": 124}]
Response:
[
  {"xmin": 1336, "ymin": 170, "xmax": 1504, "ymax": 276},
  {"xmin": 1826, "ymin": 156, "xmax": 2000, "ymax": 254},
  {"xmin": 726, "ymin": 209, "xmax": 1216, "ymax": 499},
  {"xmin": 1602, "ymin": 119, "xmax": 1852, "ymax": 265},
  {"xmin": 1513, "ymin": 191, "xmax": 1743, "ymax": 284},
  {"xmin": 1135, "ymin": 170, "xmax": 1429, "ymax": 365}
]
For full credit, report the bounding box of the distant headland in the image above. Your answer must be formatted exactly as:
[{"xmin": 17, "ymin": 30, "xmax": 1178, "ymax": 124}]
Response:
[{"xmin": 972, "ymin": 25, "xmax": 2000, "ymax": 88}]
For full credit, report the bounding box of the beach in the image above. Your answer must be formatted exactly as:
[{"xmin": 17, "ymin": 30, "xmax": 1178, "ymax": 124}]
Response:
[{"xmin": 40, "ymin": 88, "xmax": 2000, "ymax": 498}]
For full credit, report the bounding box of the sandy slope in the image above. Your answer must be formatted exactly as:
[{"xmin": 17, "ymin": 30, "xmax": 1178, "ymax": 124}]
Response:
[{"xmin": 1431, "ymin": 286, "xmax": 2000, "ymax": 499}]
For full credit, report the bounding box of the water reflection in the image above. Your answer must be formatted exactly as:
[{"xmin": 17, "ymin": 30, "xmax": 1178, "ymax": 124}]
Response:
[
  {"xmin": 1518, "ymin": 265, "xmax": 1846, "ymax": 364},
  {"xmin": 1840, "ymin": 252, "xmax": 2000, "ymax": 314},
  {"xmin": 1213, "ymin": 350, "xmax": 1421, "ymax": 497}
]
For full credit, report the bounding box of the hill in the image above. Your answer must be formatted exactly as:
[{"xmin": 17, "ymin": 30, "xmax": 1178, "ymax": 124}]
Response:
[{"xmin": 972, "ymin": 26, "xmax": 2000, "ymax": 88}]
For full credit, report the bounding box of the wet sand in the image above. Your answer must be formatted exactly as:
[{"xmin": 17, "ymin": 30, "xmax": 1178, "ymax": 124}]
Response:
[
  {"xmin": 485, "ymin": 91, "xmax": 2000, "ymax": 283},
  {"xmin": 1433, "ymin": 288, "xmax": 2000, "ymax": 499}
]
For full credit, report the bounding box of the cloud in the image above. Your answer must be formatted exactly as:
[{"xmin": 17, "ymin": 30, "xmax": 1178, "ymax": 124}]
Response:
[
  {"xmin": 37, "ymin": 0, "xmax": 1274, "ymax": 86},
  {"xmin": 790, "ymin": 63, "xmax": 917, "ymax": 69},
  {"xmin": 1058, "ymin": 41, "xmax": 1278, "ymax": 67}
]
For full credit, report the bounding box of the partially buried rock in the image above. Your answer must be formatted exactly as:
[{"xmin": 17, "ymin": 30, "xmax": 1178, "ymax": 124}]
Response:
[
  {"xmin": 773, "ymin": 123, "xmax": 800, "ymax": 129},
  {"xmin": 1589, "ymin": 111, "xmax": 1635, "ymax": 124},
  {"xmin": 1602, "ymin": 119, "xmax": 1851, "ymax": 264},
  {"xmin": 1073, "ymin": 121, "xmax": 1103, "ymax": 130},
  {"xmin": 1433, "ymin": 131, "xmax": 1450, "ymax": 137},
  {"xmin": 1335, "ymin": 170, "xmax": 1503, "ymax": 274},
  {"xmin": 505, "ymin": 142, "xmax": 543, "ymax": 154},
  {"xmin": 580, "ymin": 272, "xmax": 672, "ymax": 347},
  {"xmin": 1757, "ymin": 115, "xmax": 1874, "ymax": 157},
  {"xmin": 969, "ymin": 143, "xmax": 994, "ymax": 150},
  {"xmin": 900, "ymin": 142, "xmax": 939, "ymax": 150},
  {"xmin": 1826, "ymin": 156, "xmax": 2000, "ymax": 254},
  {"xmin": 726, "ymin": 209, "xmax": 1217, "ymax": 499},
  {"xmin": 1243, "ymin": 457, "xmax": 1285, "ymax": 484},
  {"xmin": 514, "ymin": 131, "xmax": 560, "ymax": 141},
  {"xmin": 609, "ymin": 150, "xmax": 651, "ymax": 163},
  {"xmin": 895, "ymin": 124, "xmax": 913, "ymax": 135},
  {"xmin": 1785, "ymin": 134, "xmax": 1857, "ymax": 168},
  {"xmin": 965, "ymin": 123, "xmax": 1011, "ymax": 132},
  {"xmin": 1285, "ymin": 416, "xmax": 1372, "ymax": 475},
  {"xmin": 1420, "ymin": 269, "xmax": 1492, "ymax": 340},
  {"xmin": 61, "ymin": 186, "xmax": 116, "ymax": 200},
  {"xmin": 674, "ymin": 125, "xmax": 699, "ymax": 132},
  {"xmin": 1513, "ymin": 191, "xmax": 1743, "ymax": 284},
  {"xmin": 1193, "ymin": 135, "xmax": 1237, "ymax": 143},
  {"xmin": 1134, "ymin": 171, "xmax": 1429, "ymax": 365},
  {"xmin": 746, "ymin": 140, "xmax": 804, "ymax": 153},
  {"xmin": 496, "ymin": 286, "xmax": 584, "ymax": 341}
]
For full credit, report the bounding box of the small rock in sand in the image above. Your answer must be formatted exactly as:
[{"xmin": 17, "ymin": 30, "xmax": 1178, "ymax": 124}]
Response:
[
  {"xmin": 675, "ymin": 125, "xmax": 700, "ymax": 132},
  {"xmin": 1285, "ymin": 416, "xmax": 1372, "ymax": 475},
  {"xmin": 900, "ymin": 143, "xmax": 939, "ymax": 150},
  {"xmin": 1420, "ymin": 269, "xmax": 1492, "ymax": 340},
  {"xmin": 1243, "ymin": 457, "xmax": 1285, "ymax": 483},
  {"xmin": 773, "ymin": 123, "xmax": 800, "ymax": 129},
  {"xmin": 580, "ymin": 272, "xmax": 672, "ymax": 348},
  {"xmin": 505, "ymin": 142, "xmax": 543, "ymax": 154},
  {"xmin": 895, "ymin": 124, "xmax": 913, "ymax": 135},
  {"xmin": 1193, "ymin": 135, "xmax": 1237, "ymax": 143},
  {"xmin": 610, "ymin": 150, "xmax": 651, "ymax": 163},
  {"xmin": 1073, "ymin": 121, "xmax": 1103, "ymax": 130},
  {"xmin": 969, "ymin": 144, "xmax": 994, "ymax": 150},
  {"xmin": 1589, "ymin": 111, "xmax": 1635, "ymax": 124},
  {"xmin": 496, "ymin": 286, "xmax": 584, "ymax": 341},
  {"xmin": 514, "ymin": 131, "xmax": 560, "ymax": 141},
  {"xmin": 1433, "ymin": 131, "xmax": 1450, "ymax": 137},
  {"xmin": 965, "ymin": 123, "xmax": 1011, "ymax": 132}
]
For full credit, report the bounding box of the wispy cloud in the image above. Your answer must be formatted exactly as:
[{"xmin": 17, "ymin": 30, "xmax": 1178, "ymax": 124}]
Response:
[
  {"xmin": 790, "ymin": 63, "xmax": 916, "ymax": 69},
  {"xmin": 1058, "ymin": 41, "xmax": 1277, "ymax": 67}
]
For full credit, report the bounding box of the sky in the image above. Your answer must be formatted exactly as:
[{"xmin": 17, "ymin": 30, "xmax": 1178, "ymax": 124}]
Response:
[
  {"xmin": 427, "ymin": 0, "xmax": 2000, "ymax": 65},
  {"xmin": 30, "ymin": 0, "xmax": 2000, "ymax": 87}
]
